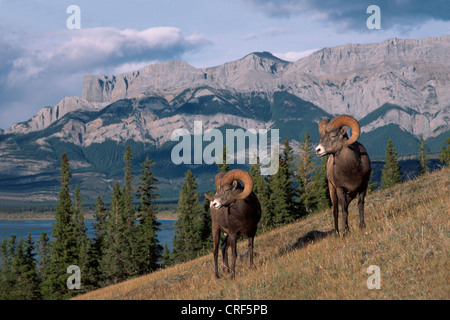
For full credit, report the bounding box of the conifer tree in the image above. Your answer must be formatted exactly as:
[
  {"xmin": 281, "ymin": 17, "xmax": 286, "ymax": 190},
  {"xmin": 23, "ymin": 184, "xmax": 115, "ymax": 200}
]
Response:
[
  {"xmin": 199, "ymin": 196, "xmax": 213, "ymax": 254},
  {"xmin": 0, "ymin": 234, "xmax": 15, "ymax": 299},
  {"xmin": 439, "ymin": 137, "xmax": 450, "ymax": 167},
  {"xmin": 36, "ymin": 232, "xmax": 51, "ymax": 289},
  {"xmin": 11, "ymin": 234, "xmax": 41, "ymax": 300},
  {"xmin": 103, "ymin": 146, "xmax": 139, "ymax": 283},
  {"xmin": 89, "ymin": 196, "xmax": 107, "ymax": 287},
  {"xmin": 121, "ymin": 145, "xmax": 138, "ymax": 276},
  {"xmin": 381, "ymin": 139, "xmax": 403, "ymax": 189},
  {"xmin": 161, "ymin": 242, "xmax": 173, "ymax": 268},
  {"xmin": 42, "ymin": 154, "xmax": 79, "ymax": 299},
  {"xmin": 72, "ymin": 185, "xmax": 90, "ymax": 288},
  {"xmin": 310, "ymin": 156, "xmax": 331, "ymax": 212},
  {"xmin": 296, "ymin": 132, "xmax": 316, "ymax": 215},
  {"xmin": 172, "ymin": 170, "xmax": 203, "ymax": 262},
  {"xmin": 250, "ymin": 157, "xmax": 272, "ymax": 231},
  {"xmin": 417, "ymin": 136, "xmax": 429, "ymax": 176},
  {"xmin": 0, "ymin": 234, "xmax": 8, "ymax": 297},
  {"xmin": 135, "ymin": 155, "xmax": 162, "ymax": 274},
  {"xmin": 269, "ymin": 138, "xmax": 297, "ymax": 226},
  {"xmin": 103, "ymin": 182, "xmax": 125, "ymax": 284}
]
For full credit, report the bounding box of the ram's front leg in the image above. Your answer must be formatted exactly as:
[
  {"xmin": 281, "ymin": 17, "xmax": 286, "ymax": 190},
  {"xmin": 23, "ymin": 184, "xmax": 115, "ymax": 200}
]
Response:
[{"xmin": 212, "ymin": 227, "xmax": 220, "ymax": 278}]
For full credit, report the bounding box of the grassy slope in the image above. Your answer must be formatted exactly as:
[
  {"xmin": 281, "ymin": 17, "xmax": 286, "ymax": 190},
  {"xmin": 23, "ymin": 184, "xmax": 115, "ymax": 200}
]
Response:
[{"xmin": 75, "ymin": 167, "xmax": 449, "ymax": 300}]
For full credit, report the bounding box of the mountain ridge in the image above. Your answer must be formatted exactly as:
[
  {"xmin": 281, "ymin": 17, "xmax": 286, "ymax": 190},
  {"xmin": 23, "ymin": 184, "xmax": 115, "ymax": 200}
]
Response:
[
  {"xmin": 3, "ymin": 35, "xmax": 449, "ymax": 139},
  {"xmin": 0, "ymin": 35, "xmax": 449, "ymax": 204}
]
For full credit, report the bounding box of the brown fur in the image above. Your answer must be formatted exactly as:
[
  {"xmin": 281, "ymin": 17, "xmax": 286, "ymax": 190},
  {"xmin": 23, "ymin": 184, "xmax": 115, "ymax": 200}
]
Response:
[
  {"xmin": 316, "ymin": 115, "xmax": 371, "ymax": 235},
  {"xmin": 205, "ymin": 170, "xmax": 261, "ymax": 278}
]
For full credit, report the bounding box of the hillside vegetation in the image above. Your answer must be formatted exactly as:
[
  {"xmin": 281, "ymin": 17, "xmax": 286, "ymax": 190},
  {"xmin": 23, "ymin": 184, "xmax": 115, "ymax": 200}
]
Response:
[{"xmin": 75, "ymin": 167, "xmax": 449, "ymax": 300}]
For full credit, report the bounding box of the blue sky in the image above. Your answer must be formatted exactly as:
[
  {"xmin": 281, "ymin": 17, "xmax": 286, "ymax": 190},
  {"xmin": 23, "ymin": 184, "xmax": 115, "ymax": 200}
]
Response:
[{"xmin": 1, "ymin": 0, "xmax": 449, "ymax": 129}]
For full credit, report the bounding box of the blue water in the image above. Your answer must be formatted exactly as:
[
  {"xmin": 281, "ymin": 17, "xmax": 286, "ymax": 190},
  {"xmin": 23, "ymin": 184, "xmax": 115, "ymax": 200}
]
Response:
[{"xmin": 0, "ymin": 219, "xmax": 176, "ymax": 251}]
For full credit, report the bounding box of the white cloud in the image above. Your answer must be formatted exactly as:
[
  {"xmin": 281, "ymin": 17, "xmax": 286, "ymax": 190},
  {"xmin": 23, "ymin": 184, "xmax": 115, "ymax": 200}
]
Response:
[
  {"xmin": 273, "ymin": 49, "xmax": 319, "ymax": 62},
  {"xmin": 0, "ymin": 26, "xmax": 211, "ymax": 129},
  {"xmin": 7, "ymin": 26, "xmax": 210, "ymax": 83}
]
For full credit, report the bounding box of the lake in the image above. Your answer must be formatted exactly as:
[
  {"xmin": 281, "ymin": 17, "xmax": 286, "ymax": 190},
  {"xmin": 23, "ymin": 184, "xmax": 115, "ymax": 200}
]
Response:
[{"xmin": 0, "ymin": 219, "xmax": 176, "ymax": 251}]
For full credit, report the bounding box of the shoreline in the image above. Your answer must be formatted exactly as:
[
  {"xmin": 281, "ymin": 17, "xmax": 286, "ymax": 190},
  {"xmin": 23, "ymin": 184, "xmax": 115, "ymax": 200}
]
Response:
[{"xmin": 0, "ymin": 212, "xmax": 178, "ymax": 221}]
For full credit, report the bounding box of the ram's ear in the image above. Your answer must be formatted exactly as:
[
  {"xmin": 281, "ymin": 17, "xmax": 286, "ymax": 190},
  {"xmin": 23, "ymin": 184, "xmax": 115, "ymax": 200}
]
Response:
[
  {"xmin": 232, "ymin": 180, "xmax": 239, "ymax": 189},
  {"xmin": 340, "ymin": 126, "xmax": 348, "ymax": 137}
]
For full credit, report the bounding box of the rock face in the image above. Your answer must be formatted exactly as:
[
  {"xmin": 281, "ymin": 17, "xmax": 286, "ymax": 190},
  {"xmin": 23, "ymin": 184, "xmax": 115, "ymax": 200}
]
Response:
[
  {"xmin": 284, "ymin": 36, "xmax": 450, "ymax": 137},
  {"xmin": 81, "ymin": 53, "xmax": 290, "ymax": 104},
  {"xmin": 4, "ymin": 96, "xmax": 96, "ymax": 135},
  {"xmin": 8, "ymin": 36, "xmax": 448, "ymax": 139}
]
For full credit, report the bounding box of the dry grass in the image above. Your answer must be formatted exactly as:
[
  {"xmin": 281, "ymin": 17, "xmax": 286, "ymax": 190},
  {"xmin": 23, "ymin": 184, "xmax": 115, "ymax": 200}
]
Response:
[{"xmin": 74, "ymin": 167, "xmax": 450, "ymax": 300}]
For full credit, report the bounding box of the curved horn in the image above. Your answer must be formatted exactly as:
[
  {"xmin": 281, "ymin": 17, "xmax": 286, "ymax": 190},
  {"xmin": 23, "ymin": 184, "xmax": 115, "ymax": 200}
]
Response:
[
  {"xmin": 215, "ymin": 172, "xmax": 226, "ymax": 189},
  {"xmin": 327, "ymin": 114, "xmax": 360, "ymax": 145},
  {"xmin": 222, "ymin": 169, "xmax": 253, "ymax": 200},
  {"xmin": 318, "ymin": 118, "xmax": 330, "ymax": 137},
  {"xmin": 204, "ymin": 193, "xmax": 214, "ymax": 201}
]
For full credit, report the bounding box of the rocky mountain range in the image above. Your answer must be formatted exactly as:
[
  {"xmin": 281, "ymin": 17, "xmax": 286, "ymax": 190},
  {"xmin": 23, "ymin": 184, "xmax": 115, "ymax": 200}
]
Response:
[{"xmin": 0, "ymin": 35, "xmax": 449, "ymax": 205}]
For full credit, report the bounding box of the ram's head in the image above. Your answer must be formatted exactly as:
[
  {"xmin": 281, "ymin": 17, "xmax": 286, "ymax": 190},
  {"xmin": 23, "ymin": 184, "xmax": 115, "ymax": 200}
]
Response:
[
  {"xmin": 315, "ymin": 114, "xmax": 360, "ymax": 157},
  {"xmin": 204, "ymin": 169, "xmax": 253, "ymax": 209}
]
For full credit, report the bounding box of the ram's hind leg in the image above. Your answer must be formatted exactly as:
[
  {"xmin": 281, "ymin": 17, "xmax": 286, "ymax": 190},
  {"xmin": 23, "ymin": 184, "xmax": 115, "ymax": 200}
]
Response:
[
  {"xmin": 221, "ymin": 235, "xmax": 230, "ymax": 273},
  {"xmin": 358, "ymin": 190, "xmax": 367, "ymax": 229},
  {"xmin": 329, "ymin": 182, "xmax": 339, "ymax": 234},
  {"xmin": 248, "ymin": 236, "xmax": 255, "ymax": 269},
  {"xmin": 230, "ymin": 235, "xmax": 238, "ymax": 279}
]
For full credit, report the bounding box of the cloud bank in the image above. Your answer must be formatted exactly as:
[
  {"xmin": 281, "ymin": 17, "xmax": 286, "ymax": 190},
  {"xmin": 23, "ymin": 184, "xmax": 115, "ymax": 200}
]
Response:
[
  {"xmin": 242, "ymin": 0, "xmax": 450, "ymax": 30},
  {"xmin": 8, "ymin": 26, "xmax": 209, "ymax": 82}
]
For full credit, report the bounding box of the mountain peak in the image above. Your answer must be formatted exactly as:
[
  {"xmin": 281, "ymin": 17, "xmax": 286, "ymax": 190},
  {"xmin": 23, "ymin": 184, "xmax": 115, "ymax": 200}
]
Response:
[{"xmin": 245, "ymin": 51, "xmax": 289, "ymax": 64}]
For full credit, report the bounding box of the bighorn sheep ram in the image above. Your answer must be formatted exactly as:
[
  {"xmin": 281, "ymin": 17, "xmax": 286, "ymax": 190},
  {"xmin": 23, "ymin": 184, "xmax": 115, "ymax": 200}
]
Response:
[
  {"xmin": 205, "ymin": 169, "xmax": 261, "ymax": 278},
  {"xmin": 315, "ymin": 114, "xmax": 371, "ymax": 235}
]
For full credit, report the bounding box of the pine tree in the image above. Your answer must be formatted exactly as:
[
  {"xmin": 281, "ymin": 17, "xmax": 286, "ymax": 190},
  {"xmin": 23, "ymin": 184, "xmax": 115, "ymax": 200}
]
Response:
[
  {"xmin": 42, "ymin": 154, "xmax": 79, "ymax": 299},
  {"xmin": 269, "ymin": 138, "xmax": 297, "ymax": 226},
  {"xmin": 381, "ymin": 139, "xmax": 403, "ymax": 189},
  {"xmin": 36, "ymin": 232, "xmax": 51, "ymax": 289},
  {"xmin": 417, "ymin": 135, "xmax": 429, "ymax": 176},
  {"xmin": 88, "ymin": 196, "xmax": 107, "ymax": 287},
  {"xmin": 103, "ymin": 146, "xmax": 139, "ymax": 283},
  {"xmin": 135, "ymin": 155, "xmax": 162, "ymax": 274},
  {"xmin": 310, "ymin": 156, "xmax": 331, "ymax": 212},
  {"xmin": 161, "ymin": 242, "xmax": 173, "ymax": 268},
  {"xmin": 103, "ymin": 182, "xmax": 125, "ymax": 284},
  {"xmin": 0, "ymin": 234, "xmax": 15, "ymax": 299},
  {"xmin": 121, "ymin": 145, "xmax": 138, "ymax": 277},
  {"xmin": 0, "ymin": 234, "xmax": 8, "ymax": 298},
  {"xmin": 11, "ymin": 234, "xmax": 41, "ymax": 300},
  {"xmin": 172, "ymin": 170, "xmax": 204, "ymax": 263},
  {"xmin": 439, "ymin": 137, "xmax": 450, "ymax": 167},
  {"xmin": 250, "ymin": 157, "xmax": 272, "ymax": 231},
  {"xmin": 296, "ymin": 132, "xmax": 316, "ymax": 215},
  {"xmin": 199, "ymin": 196, "xmax": 213, "ymax": 254},
  {"xmin": 72, "ymin": 184, "xmax": 90, "ymax": 290}
]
